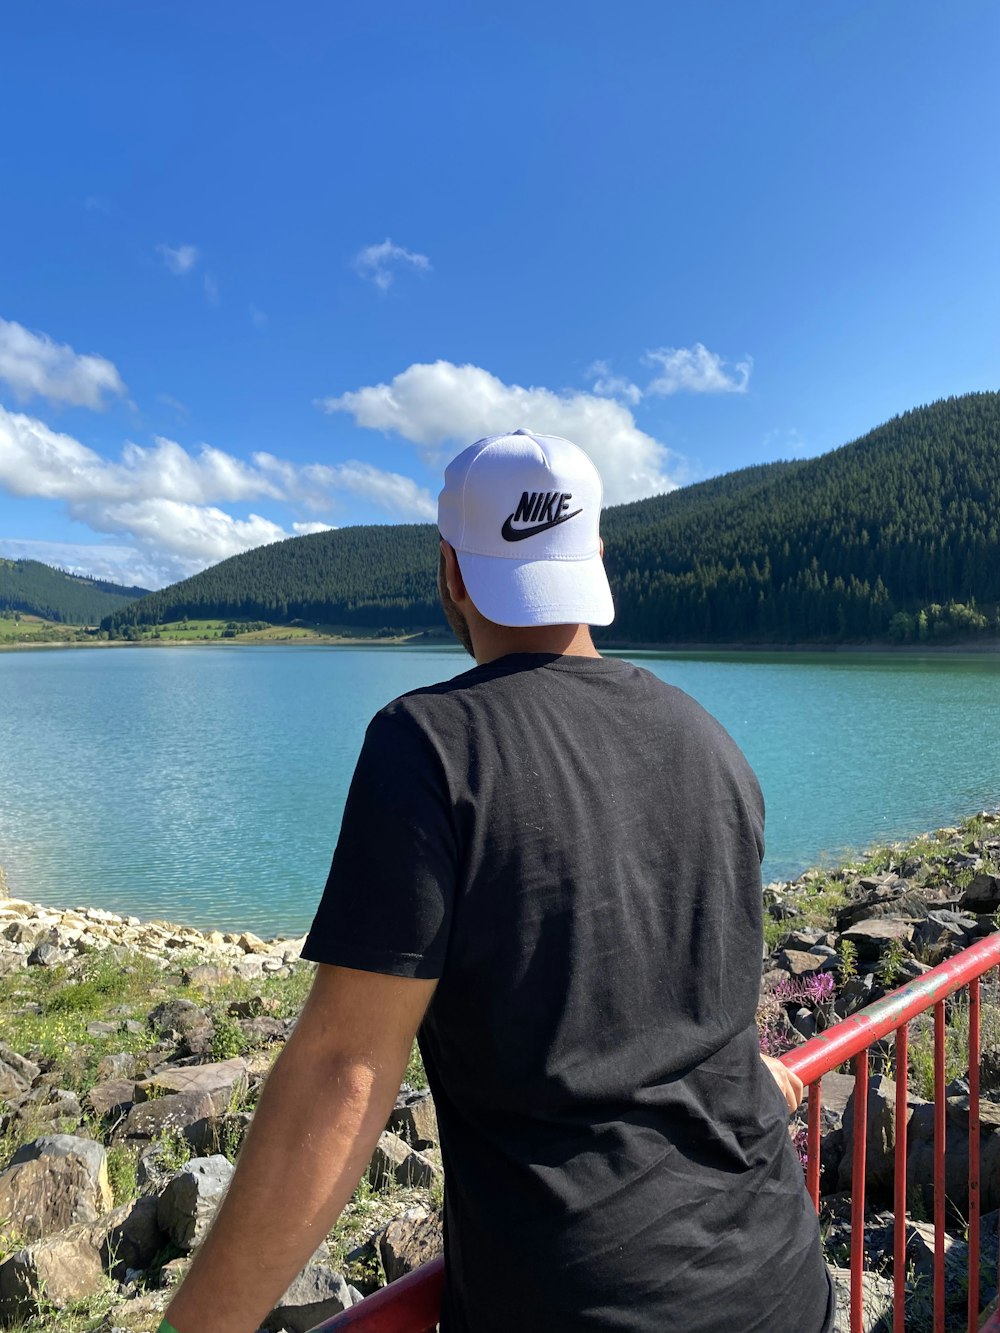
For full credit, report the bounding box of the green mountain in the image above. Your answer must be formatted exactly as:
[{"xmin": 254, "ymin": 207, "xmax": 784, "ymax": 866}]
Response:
[
  {"xmin": 104, "ymin": 392, "xmax": 1000, "ymax": 645},
  {"xmin": 0, "ymin": 560, "xmax": 150, "ymax": 625}
]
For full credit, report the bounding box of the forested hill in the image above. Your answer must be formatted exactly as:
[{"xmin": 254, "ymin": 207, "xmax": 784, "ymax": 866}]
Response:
[
  {"xmin": 104, "ymin": 392, "xmax": 1000, "ymax": 644},
  {"xmin": 0, "ymin": 560, "xmax": 150, "ymax": 624}
]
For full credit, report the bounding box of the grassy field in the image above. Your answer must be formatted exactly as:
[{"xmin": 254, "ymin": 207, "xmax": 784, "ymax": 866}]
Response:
[{"xmin": 0, "ymin": 613, "xmax": 87, "ymax": 644}]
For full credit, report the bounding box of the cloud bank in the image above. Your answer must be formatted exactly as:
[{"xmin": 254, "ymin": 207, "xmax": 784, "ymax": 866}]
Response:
[
  {"xmin": 319, "ymin": 360, "xmax": 681, "ymax": 505},
  {"xmin": 0, "ymin": 405, "xmax": 435, "ymax": 588},
  {"xmin": 0, "ymin": 316, "xmax": 126, "ymax": 410}
]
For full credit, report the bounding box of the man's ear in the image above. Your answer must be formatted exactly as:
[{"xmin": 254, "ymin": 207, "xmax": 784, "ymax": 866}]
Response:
[{"xmin": 440, "ymin": 540, "xmax": 468, "ymax": 602}]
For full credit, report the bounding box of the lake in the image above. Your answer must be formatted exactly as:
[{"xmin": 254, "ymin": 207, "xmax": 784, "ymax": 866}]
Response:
[{"xmin": 1, "ymin": 645, "xmax": 998, "ymax": 936}]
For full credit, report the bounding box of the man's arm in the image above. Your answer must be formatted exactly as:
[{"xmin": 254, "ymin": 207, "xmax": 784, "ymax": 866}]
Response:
[{"xmin": 164, "ymin": 962, "xmax": 437, "ymax": 1333}]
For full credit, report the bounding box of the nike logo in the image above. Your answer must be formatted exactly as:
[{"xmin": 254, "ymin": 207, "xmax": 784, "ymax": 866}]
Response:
[{"xmin": 501, "ymin": 491, "xmax": 582, "ymax": 542}]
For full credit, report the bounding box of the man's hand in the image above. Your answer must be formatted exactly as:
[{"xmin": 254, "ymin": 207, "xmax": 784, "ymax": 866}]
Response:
[
  {"xmin": 761, "ymin": 1053, "xmax": 804, "ymax": 1113},
  {"xmin": 163, "ymin": 963, "xmax": 436, "ymax": 1333}
]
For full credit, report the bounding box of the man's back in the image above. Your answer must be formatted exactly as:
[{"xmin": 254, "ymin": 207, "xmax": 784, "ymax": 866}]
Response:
[{"xmin": 304, "ymin": 652, "xmax": 833, "ymax": 1332}]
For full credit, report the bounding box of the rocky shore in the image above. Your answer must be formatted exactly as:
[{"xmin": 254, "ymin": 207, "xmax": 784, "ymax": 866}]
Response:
[{"xmin": 1, "ymin": 808, "xmax": 999, "ymax": 1331}]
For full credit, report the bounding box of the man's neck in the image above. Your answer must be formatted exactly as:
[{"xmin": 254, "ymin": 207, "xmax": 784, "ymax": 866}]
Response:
[{"xmin": 471, "ymin": 623, "xmax": 600, "ymax": 666}]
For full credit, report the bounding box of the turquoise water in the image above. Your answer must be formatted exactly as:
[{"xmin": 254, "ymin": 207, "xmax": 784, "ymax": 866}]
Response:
[{"xmin": 1, "ymin": 645, "xmax": 998, "ymax": 935}]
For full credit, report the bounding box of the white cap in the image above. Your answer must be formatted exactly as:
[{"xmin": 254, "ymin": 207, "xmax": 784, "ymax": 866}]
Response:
[{"xmin": 437, "ymin": 430, "xmax": 615, "ymax": 627}]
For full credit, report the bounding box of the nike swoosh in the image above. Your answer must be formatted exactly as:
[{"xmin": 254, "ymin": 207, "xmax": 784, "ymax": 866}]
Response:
[{"xmin": 500, "ymin": 508, "xmax": 583, "ymax": 542}]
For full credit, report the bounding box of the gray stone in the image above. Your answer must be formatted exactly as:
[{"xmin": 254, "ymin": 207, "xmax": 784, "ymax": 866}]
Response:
[
  {"xmin": 389, "ymin": 1090, "xmax": 439, "ymax": 1150},
  {"xmin": 157, "ymin": 1155, "xmax": 234, "ymax": 1251},
  {"xmin": 838, "ymin": 1075, "xmax": 913, "ymax": 1198},
  {"xmin": 0, "ymin": 1043, "xmax": 40, "ymax": 1084},
  {"xmin": 828, "ymin": 1263, "xmax": 893, "ymax": 1332},
  {"xmin": 379, "ymin": 1206, "xmax": 444, "ymax": 1284},
  {"xmin": 133, "ymin": 1058, "xmax": 247, "ymax": 1114},
  {"xmin": 0, "ymin": 1138, "xmax": 112, "ymax": 1241},
  {"xmin": 93, "ymin": 1195, "xmax": 164, "ymax": 1281},
  {"xmin": 840, "ymin": 918, "xmax": 915, "ymax": 958},
  {"xmin": 961, "ymin": 871, "xmax": 1000, "ymax": 911},
  {"xmin": 263, "ymin": 1262, "xmax": 355, "ymax": 1332},
  {"xmin": 86, "ymin": 1077, "xmax": 135, "ymax": 1119},
  {"xmin": 0, "ymin": 1228, "xmax": 104, "ymax": 1319},
  {"xmin": 776, "ymin": 949, "xmax": 828, "ymax": 977},
  {"xmin": 122, "ymin": 1090, "xmax": 217, "ymax": 1150},
  {"xmin": 27, "ymin": 941, "xmax": 73, "ymax": 967},
  {"xmin": 368, "ymin": 1131, "xmax": 441, "ymax": 1190},
  {"xmin": 0, "ymin": 1058, "xmax": 30, "ymax": 1103}
]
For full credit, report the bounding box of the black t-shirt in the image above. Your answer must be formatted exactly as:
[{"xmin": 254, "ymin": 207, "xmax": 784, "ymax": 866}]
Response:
[{"xmin": 303, "ymin": 653, "xmax": 833, "ymax": 1332}]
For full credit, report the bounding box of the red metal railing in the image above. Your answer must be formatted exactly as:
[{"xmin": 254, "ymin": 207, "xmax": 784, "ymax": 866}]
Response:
[{"xmin": 312, "ymin": 931, "xmax": 1000, "ymax": 1333}]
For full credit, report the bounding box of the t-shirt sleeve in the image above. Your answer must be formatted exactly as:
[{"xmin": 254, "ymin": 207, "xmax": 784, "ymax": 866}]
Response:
[{"xmin": 301, "ymin": 706, "xmax": 457, "ymax": 979}]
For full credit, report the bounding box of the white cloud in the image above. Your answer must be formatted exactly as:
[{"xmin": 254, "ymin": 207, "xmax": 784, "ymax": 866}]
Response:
[
  {"xmin": 293, "ymin": 521, "xmax": 335, "ymax": 535},
  {"xmin": 156, "ymin": 393, "xmax": 189, "ymax": 418},
  {"xmin": 644, "ymin": 343, "xmax": 752, "ymax": 396},
  {"xmin": 0, "ymin": 404, "xmax": 435, "ymax": 587},
  {"xmin": 156, "ymin": 244, "xmax": 199, "ymax": 275},
  {"xmin": 587, "ymin": 360, "xmax": 642, "ymax": 406},
  {"xmin": 352, "ymin": 238, "xmax": 431, "ymax": 293},
  {"xmin": 319, "ymin": 360, "xmax": 680, "ymax": 505},
  {"xmin": 0, "ymin": 316, "xmax": 126, "ymax": 410},
  {"xmin": 203, "ymin": 274, "xmax": 220, "ymax": 305},
  {"xmin": 0, "ymin": 538, "xmax": 159, "ymax": 590}
]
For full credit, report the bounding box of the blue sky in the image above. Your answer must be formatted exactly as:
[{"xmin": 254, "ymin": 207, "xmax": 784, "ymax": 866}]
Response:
[{"xmin": 1, "ymin": 0, "xmax": 997, "ymax": 589}]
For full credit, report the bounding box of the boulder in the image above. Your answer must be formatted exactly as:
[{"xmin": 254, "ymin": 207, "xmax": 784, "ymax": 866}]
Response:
[
  {"xmin": 0, "ymin": 1137, "xmax": 112, "ymax": 1241},
  {"xmin": 27, "ymin": 941, "xmax": 74, "ymax": 967},
  {"xmin": 262, "ymin": 1262, "xmax": 356, "ymax": 1331},
  {"xmin": 0, "ymin": 1227, "xmax": 104, "ymax": 1319},
  {"xmin": 962, "ymin": 871, "xmax": 1000, "ymax": 911},
  {"xmin": 157, "ymin": 1155, "xmax": 234, "ymax": 1251},
  {"xmin": 838, "ymin": 1076, "xmax": 913, "ymax": 1198},
  {"xmin": 388, "ymin": 1090, "xmax": 439, "ymax": 1150},
  {"xmin": 828, "ymin": 1263, "xmax": 893, "ymax": 1332},
  {"xmin": 134, "ymin": 1057, "xmax": 247, "ymax": 1114},
  {"xmin": 911, "ymin": 909, "xmax": 977, "ymax": 963},
  {"xmin": 775, "ymin": 949, "xmax": 827, "ymax": 977},
  {"xmin": 185, "ymin": 963, "xmax": 233, "ymax": 989},
  {"xmin": 94, "ymin": 1195, "xmax": 164, "ymax": 1281},
  {"xmin": 368, "ymin": 1132, "xmax": 441, "ymax": 1190},
  {"xmin": 380, "ymin": 1206, "xmax": 444, "ymax": 1283},
  {"xmin": 87, "ymin": 1077, "xmax": 136, "ymax": 1119},
  {"xmin": 840, "ymin": 918, "xmax": 915, "ymax": 959},
  {"xmin": 121, "ymin": 1090, "xmax": 218, "ymax": 1151}
]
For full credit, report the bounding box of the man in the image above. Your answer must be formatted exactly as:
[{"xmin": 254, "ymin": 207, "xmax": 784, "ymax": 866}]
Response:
[{"xmin": 163, "ymin": 430, "xmax": 832, "ymax": 1333}]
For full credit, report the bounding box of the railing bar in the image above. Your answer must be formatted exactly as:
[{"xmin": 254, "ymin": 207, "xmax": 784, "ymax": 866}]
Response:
[
  {"xmin": 851, "ymin": 1048, "xmax": 869, "ymax": 1333},
  {"xmin": 807, "ymin": 1076, "xmax": 822, "ymax": 1212},
  {"xmin": 894, "ymin": 1022, "xmax": 909, "ymax": 1333},
  {"xmin": 934, "ymin": 1000, "xmax": 946, "ymax": 1333},
  {"xmin": 968, "ymin": 978, "xmax": 981, "ymax": 1333}
]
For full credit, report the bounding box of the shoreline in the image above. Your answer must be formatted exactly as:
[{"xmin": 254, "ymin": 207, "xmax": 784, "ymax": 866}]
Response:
[{"xmin": 3, "ymin": 634, "xmax": 999, "ymax": 655}]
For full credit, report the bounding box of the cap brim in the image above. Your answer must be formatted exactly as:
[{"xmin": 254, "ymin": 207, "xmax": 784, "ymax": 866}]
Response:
[{"xmin": 457, "ymin": 550, "xmax": 615, "ymax": 628}]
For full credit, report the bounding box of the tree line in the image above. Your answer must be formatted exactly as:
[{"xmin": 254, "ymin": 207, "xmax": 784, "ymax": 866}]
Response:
[{"xmin": 102, "ymin": 393, "xmax": 1000, "ymax": 645}]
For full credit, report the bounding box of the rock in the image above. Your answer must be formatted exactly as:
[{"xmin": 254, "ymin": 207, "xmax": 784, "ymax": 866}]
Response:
[
  {"xmin": 147, "ymin": 999, "xmax": 212, "ymax": 1051},
  {"xmin": 158, "ymin": 1255, "xmax": 192, "ymax": 1288},
  {"xmin": 775, "ymin": 949, "xmax": 827, "ymax": 977},
  {"xmin": 962, "ymin": 871, "xmax": 1000, "ymax": 911},
  {"xmin": 134, "ymin": 1058, "xmax": 247, "ymax": 1114},
  {"xmin": 840, "ymin": 918, "xmax": 915, "ymax": 959},
  {"xmin": 379, "ymin": 1206, "xmax": 444, "ymax": 1283},
  {"xmin": 157, "ymin": 1155, "xmax": 234, "ymax": 1251},
  {"xmin": 782, "ymin": 926, "xmax": 830, "ymax": 951},
  {"xmin": 0, "ymin": 1228, "xmax": 104, "ymax": 1319},
  {"xmin": 389, "ymin": 1090, "xmax": 439, "ymax": 1150},
  {"xmin": 828, "ymin": 1263, "xmax": 894, "ymax": 1332},
  {"xmin": 87, "ymin": 1077, "xmax": 136, "ymax": 1119},
  {"xmin": 93, "ymin": 1195, "xmax": 164, "ymax": 1281},
  {"xmin": 121, "ymin": 1090, "xmax": 217, "ymax": 1150},
  {"xmin": 911, "ymin": 909, "xmax": 977, "ymax": 962},
  {"xmin": 97, "ymin": 1051, "xmax": 144, "ymax": 1081},
  {"xmin": 838, "ymin": 1076, "xmax": 912, "ymax": 1198},
  {"xmin": 262, "ymin": 1263, "xmax": 356, "ymax": 1331},
  {"xmin": 27, "ymin": 940, "xmax": 74, "ymax": 967},
  {"xmin": 368, "ymin": 1131, "xmax": 441, "ymax": 1190},
  {"xmin": 237, "ymin": 931, "xmax": 269, "ymax": 955},
  {"xmin": 239, "ymin": 1015, "xmax": 289, "ymax": 1045},
  {"xmin": 0, "ymin": 1058, "xmax": 30, "ymax": 1103},
  {"xmin": 0, "ymin": 1137, "xmax": 112, "ymax": 1241},
  {"xmin": 0, "ymin": 1043, "xmax": 40, "ymax": 1085},
  {"xmin": 907, "ymin": 1095, "xmax": 1000, "ymax": 1213},
  {"xmin": 185, "ymin": 963, "xmax": 233, "ymax": 989}
]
